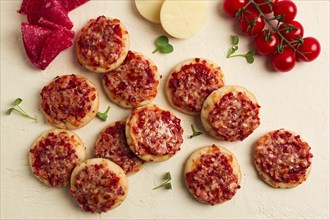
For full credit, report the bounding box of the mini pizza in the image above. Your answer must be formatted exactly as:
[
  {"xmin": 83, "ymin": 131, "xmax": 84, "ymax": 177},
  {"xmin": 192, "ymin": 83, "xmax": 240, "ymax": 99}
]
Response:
[
  {"xmin": 201, "ymin": 85, "xmax": 260, "ymax": 142},
  {"xmin": 102, "ymin": 51, "xmax": 160, "ymax": 108},
  {"xmin": 29, "ymin": 129, "xmax": 86, "ymax": 187},
  {"xmin": 126, "ymin": 104, "xmax": 184, "ymax": 162},
  {"xmin": 184, "ymin": 145, "xmax": 241, "ymax": 205},
  {"xmin": 255, "ymin": 129, "xmax": 313, "ymax": 188},
  {"xmin": 166, "ymin": 58, "xmax": 225, "ymax": 115},
  {"xmin": 70, "ymin": 158, "xmax": 128, "ymax": 213},
  {"xmin": 76, "ymin": 16, "xmax": 130, "ymax": 73},
  {"xmin": 95, "ymin": 121, "xmax": 144, "ymax": 175},
  {"xmin": 40, "ymin": 74, "xmax": 99, "ymax": 130}
]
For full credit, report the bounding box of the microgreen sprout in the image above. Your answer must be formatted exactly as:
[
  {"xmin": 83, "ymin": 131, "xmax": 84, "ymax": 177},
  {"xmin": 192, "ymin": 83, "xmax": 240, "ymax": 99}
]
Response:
[
  {"xmin": 153, "ymin": 172, "xmax": 172, "ymax": 190},
  {"xmin": 97, "ymin": 106, "xmax": 110, "ymax": 121},
  {"xmin": 189, "ymin": 124, "xmax": 203, "ymax": 139},
  {"xmin": 7, "ymin": 98, "xmax": 37, "ymax": 121},
  {"xmin": 152, "ymin": 36, "xmax": 173, "ymax": 54},
  {"xmin": 226, "ymin": 35, "xmax": 256, "ymax": 64}
]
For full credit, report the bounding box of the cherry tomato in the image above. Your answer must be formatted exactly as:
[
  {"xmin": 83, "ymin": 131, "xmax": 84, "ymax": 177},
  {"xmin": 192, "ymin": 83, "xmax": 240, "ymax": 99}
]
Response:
[
  {"xmin": 296, "ymin": 37, "xmax": 321, "ymax": 62},
  {"xmin": 254, "ymin": 31, "xmax": 280, "ymax": 55},
  {"xmin": 273, "ymin": 0, "xmax": 297, "ymax": 23},
  {"xmin": 223, "ymin": 0, "xmax": 249, "ymax": 17},
  {"xmin": 271, "ymin": 47, "xmax": 296, "ymax": 72},
  {"xmin": 239, "ymin": 12, "xmax": 265, "ymax": 36},
  {"xmin": 254, "ymin": 0, "xmax": 279, "ymax": 14},
  {"xmin": 279, "ymin": 20, "xmax": 304, "ymax": 42}
]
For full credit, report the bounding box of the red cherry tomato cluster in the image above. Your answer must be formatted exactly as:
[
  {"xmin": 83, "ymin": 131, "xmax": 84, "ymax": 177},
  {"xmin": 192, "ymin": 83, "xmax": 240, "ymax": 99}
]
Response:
[{"xmin": 223, "ymin": 0, "xmax": 321, "ymax": 72}]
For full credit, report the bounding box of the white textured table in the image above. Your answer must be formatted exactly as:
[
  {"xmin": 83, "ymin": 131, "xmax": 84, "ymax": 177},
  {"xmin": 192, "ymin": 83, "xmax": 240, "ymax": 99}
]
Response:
[{"xmin": 1, "ymin": 1, "xmax": 329, "ymax": 219}]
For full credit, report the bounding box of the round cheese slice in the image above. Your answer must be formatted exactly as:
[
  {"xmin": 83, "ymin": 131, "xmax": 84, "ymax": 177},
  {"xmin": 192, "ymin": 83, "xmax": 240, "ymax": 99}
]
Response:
[
  {"xmin": 135, "ymin": 0, "xmax": 164, "ymax": 23},
  {"xmin": 160, "ymin": 0, "xmax": 207, "ymax": 39}
]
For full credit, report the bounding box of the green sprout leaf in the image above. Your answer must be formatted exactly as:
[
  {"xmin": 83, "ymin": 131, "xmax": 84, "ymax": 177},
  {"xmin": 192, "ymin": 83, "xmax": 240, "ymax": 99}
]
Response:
[
  {"xmin": 231, "ymin": 35, "xmax": 239, "ymax": 46},
  {"xmin": 6, "ymin": 98, "xmax": 37, "ymax": 121},
  {"xmin": 6, "ymin": 108, "xmax": 16, "ymax": 115},
  {"xmin": 226, "ymin": 35, "xmax": 240, "ymax": 58},
  {"xmin": 245, "ymin": 51, "xmax": 256, "ymax": 64},
  {"xmin": 153, "ymin": 172, "xmax": 172, "ymax": 190},
  {"xmin": 164, "ymin": 182, "xmax": 172, "ymax": 190},
  {"xmin": 226, "ymin": 35, "xmax": 255, "ymax": 64},
  {"xmin": 153, "ymin": 36, "xmax": 174, "ymax": 54},
  {"xmin": 156, "ymin": 35, "xmax": 169, "ymax": 47},
  {"xmin": 97, "ymin": 106, "xmax": 111, "ymax": 121},
  {"xmin": 189, "ymin": 124, "xmax": 203, "ymax": 139},
  {"xmin": 14, "ymin": 98, "xmax": 23, "ymax": 106}
]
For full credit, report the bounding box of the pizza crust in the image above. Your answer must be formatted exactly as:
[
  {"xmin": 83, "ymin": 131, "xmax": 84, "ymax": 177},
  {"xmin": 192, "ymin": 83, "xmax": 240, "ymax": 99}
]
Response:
[
  {"xmin": 102, "ymin": 51, "xmax": 160, "ymax": 108},
  {"xmin": 94, "ymin": 121, "xmax": 144, "ymax": 175},
  {"xmin": 70, "ymin": 158, "xmax": 128, "ymax": 213},
  {"xmin": 184, "ymin": 145, "xmax": 241, "ymax": 205},
  {"xmin": 40, "ymin": 74, "xmax": 99, "ymax": 130},
  {"xmin": 29, "ymin": 129, "xmax": 86, "ymax": 187},
  {"xmin": 76, "ymin": 16, "xmax": 130, "ymax": 73},
  {"xmin": 201, "ymin": 85, "xmax": 260, "ymax": 141},
  {"xmin": 254, "ymin": 129, "xmax": 313, "ymax": 188},
  {"xmin": 126, "ymin": 104, "xmax": 183, "ymax": 162},
  {"xmin": 166, "ymin": 58, "xmax": 225, "ymax": 115}
]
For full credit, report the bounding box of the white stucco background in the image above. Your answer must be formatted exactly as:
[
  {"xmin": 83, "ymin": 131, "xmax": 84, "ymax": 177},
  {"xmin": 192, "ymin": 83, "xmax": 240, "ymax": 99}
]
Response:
[{"xmin": 1, "ymin": 1, "xmax": 329, "ymax": 219}]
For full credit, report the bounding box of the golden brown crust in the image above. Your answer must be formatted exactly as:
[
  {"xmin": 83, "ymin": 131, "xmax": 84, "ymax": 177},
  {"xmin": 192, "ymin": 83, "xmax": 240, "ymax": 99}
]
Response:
[
  {"xmin": 70, "ymin": 158, "xmax": 128, "ymax": 212},
  {"xmin": 184, "ymin": 145, "xmax": 241, "ymax": 205},
  {"xmin": 254, "ymin": 129, "xmax": 313, "ymax": 188},
  {"xmin": 166, "ymin": 58, "xmax": 225, "ymax": 115},
  {"xmin": 76, "ymin": 16, "xmax": 130, "ymax": 73},
  {"xmin": 201, "ymin": 85, "xmax": 259, "ymax": 141},
  {"xmin": 40, "ymin": 75, "xmax": 99, "ymax": 130},
  {"xmin": 102, "ymin": 51, "xmax": 160, "ymax": 108},
  {"xmin": 29, "ymin": 129, "xmax": 86, "ymax": 187},
  {"xmin": 94, "ymin": 121, "xmax": 144, "ymax": 175},
  {"xmin": 126, "ymin": 104, "xmax": 183, "ymax": 162}
]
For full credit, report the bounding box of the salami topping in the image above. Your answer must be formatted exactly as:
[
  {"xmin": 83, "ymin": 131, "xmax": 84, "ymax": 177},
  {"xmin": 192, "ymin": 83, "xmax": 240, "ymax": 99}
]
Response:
[
  {"xmin": 27, "ymin": 0, "xmax": 73, "ymax": 29},
  {"xmin": 37, "ymin": 27, "xmax": 74, "ymax": 70},
  {"xmin": 59, "ymin": 0, "xmax": 90, "ymax": 12},
  {"xmin": 18, "ymin": 0, "xmax": 30, "ymax": 14},
  {"xmin": 29, "ymin": 129, "xmax": 85, "ymax": 187},
  {"xmin": 102, "ymin": 51, "xmax": 160, "ymax": 108},
  {"xmin": 70, "ymin": 158, "xmax": 128, "ymax": 213},
  {"xmin": 255, "ymin": 129, "xmax": 313, "ymax": 188},
  {"xmin": 21, "ymin": 23, "xmax": 53, "ymax": 66},
  {"xmin": 167, "ymin": 58, "xmax": 224, "ymax": 115},
  {"xmin": 184, "ymin": 145, "xmax": 241, "ymax": 205},
  {"xmin": 40, "ymin": 74, "xmax": 99, "ymax": 130},
  {"xmin": 95, "ymin": 121, "xmax": 144, "ymax": 175},
  {"xmin": 201, "ymin": 85, "xmax": 260, "ymax": 142},
  {"xmin": 126, "ymin": 105, "xmax": 184, "ymax": 162},
  {"xmin": 76, "ymin": 16, "xmax": 130, "ymax": 73},
  {"xmin": 18, "ymin": 0, "xmax": 90, "ymax": 14},
  {"xmin": 21, "ymin": 22, "xmax": 74, "ymax": 70}
]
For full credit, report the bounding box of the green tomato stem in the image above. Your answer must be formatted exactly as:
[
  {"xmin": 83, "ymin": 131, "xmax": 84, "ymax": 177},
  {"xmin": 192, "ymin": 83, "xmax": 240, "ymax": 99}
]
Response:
[{"xmin": 249, "ymin": 0, "xmax": 307, "ymax": 58}]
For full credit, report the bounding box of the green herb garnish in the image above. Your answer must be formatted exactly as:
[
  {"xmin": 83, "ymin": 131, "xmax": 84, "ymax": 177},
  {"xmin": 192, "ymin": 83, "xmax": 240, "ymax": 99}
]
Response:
[
  {"xmin": 97, "ymin": 106, "xmax": 110, "ymax": 121},
  {"xmin": 7, "ymin": 98, "xmax": 37, "ymax": 121},
  {"xmin": 153, "ymin": 172, "xmax": 172, "ymax": 190},
  {"xmin": 189, "ymin": 124, "xmax": 203, "ymax": 138},
  {"xmin": 152, "ymin": 36, "xmax": 173, "ymax": 54},
  {"xmin": 226, "ymin": 35, "xmax": 256, "ymax": 64}
]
